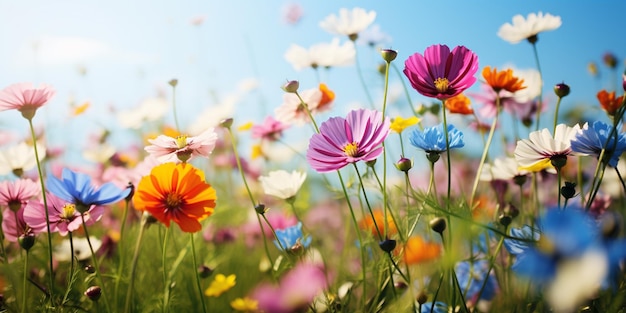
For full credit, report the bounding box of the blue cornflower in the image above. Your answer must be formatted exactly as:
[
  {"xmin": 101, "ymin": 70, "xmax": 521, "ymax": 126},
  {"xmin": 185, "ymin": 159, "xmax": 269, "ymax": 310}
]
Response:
[
  {"xmin": 274, "ymin": 222, "xmax": 311, "ymax": 252},
  {"xmin": 571, "ymin": 120, "xmax": 626, "ymax": 167},
  {"xmin": 455, "ymin": 260, "xmax": 498, "ymax": 301},
  {"xmin": 47, "ymin": 168, "xmax": 131, "ymax": 213},
  {"xmin": 420, "ymin": 301, "xmax": 448, "ymax": 313},
  {"xmin": 504, "ymin": 225, "xmax": 540, "ymax": 256},
  {"xmin": 409, "ymin": 123, "xmax": 464, "ymax": 153}
]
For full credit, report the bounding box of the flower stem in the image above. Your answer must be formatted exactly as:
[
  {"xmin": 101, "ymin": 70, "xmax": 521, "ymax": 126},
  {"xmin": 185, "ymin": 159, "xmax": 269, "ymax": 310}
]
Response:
[
  {"xmin": 190, "ymin": 233, "xmax": 207, "ymax": 313},
  {"xmin": 115, "ymin": 198, "xmax": 131, "ymax": 305},
  {"xmin": 162, "ymin": 226, "xmax": 171, "ymax": 313},
  {"xmin": 531, "ymin": 42, "xmax": 544, "ymax": 131},
  {"xmin": 27, "ymin": 119, "xmax": 54, "ymax": 303},
  {"xmin": 21, "ymin": 250, "xmax": 29, "ymax": 313},
  {"xmin": 171, "ymin": 82, "xmax": 181, "ymax": 132},
  {"xmin": 391, "ymin": 63, "xmax": 417, "ymax": 116},
  {"xmin": 124, "ymin": 216, "xmax": 148, "ymax": 313},
  {"xmin": 552, "ymin": 96, "xmax": 563, "ymax": 135},
  {"xmin": 470, "ymin": 95, "xmax": 500, "ymax": 207},
  {"xmin": 354, "ymin": 45, "xmax": 375, "ymax": 109},
  {"xmin": 82, "ymin": 215, "xmax": 111, "ymax": 313}
]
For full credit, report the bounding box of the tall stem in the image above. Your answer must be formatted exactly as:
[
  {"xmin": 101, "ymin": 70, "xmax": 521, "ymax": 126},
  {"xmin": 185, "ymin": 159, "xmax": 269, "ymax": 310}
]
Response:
[
  {"xmin": 124, "ymin": 217, "xmax": 148, "ymax": 313},
  {"xmin": 470, "ymin": 95, "xmax": 500, "ymax": 207},
  {"xmin": 22, "ymin": 250, "xmax": 29, "ymax": 313},
  {"xmin": 162, "ymin": 226, "xmax": 171, "ymax": 313},
  {"xmin": 531, "ymin": 42, "xmax": 544, "ymax": 131},
  {"xmin": 82, "ymin": 215, "xmax": 111, "ymax": 313},
  {"xmin": 190, "ymin": 233, "xmax": 207, "ymax": 313},
  {"xmin": 353, "ymin": 45, "xmax": 375, "ymax": 108}
]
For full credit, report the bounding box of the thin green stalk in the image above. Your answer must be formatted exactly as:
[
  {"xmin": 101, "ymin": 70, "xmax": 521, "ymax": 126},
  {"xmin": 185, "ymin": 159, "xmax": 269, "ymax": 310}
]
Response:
[
  {"xmin": 353, "ymin": 164, "xmax": 382, "ymax": 241},
  {"xmin": 115, "ymin": 198, "xmax": 131, "ymax": 305},
  {"xmin": 381, "ymin": 58, "xmax": 391, "ymax": 241},
  {"xmin": 22, "ymin": 250, "xmax": 29, "ymax": 313},
  {"xmin": 28, "ymin": 119, "xmax": 54, "ymax": 302},
  {"xmin": 531, "ymin": 41, "xmax": 544, "ymax": 131},
  {"xmin": 162, "ymin": 226, "xmax": 171, "ymax": 313},
  {"xmin": 260, "ymin": 214, "xmax": 287, "ymax": 252},
  {"xmin": 171, "ymin": 81, "xmax": 181, "ymax": 132},
  {"xmin": 190, "ymin": 233, "xmax": 207, "ymax": 313},
  {"xmin": 124, "ymin": 217, "xmax": 148, "ymax": 313},
  {"xmin": 472, "ymin": 232, "xmax": 506, "ymax": 312},
  {"xmin": 391, "ymin": 63, "xmax": 417, "ymax": 116},
  {"xmin": 82, "ymin": 215, "xmax": 111, "ymax": 313},
  {"xmin": 552, "ymin": 96, "xmax": 563, "ymax": 135},
  {"xmin": 295, "ymin": 91, "xmax": 320, "ymax": 133},
  {"xmin": 615, "ymin": 166, "xmax": 626, "ymax": 195},
  {"xmin": 469, "ymin": 95, "xmax": 501, "ymax": 207},
  {"xmin": 557, "ymin": 168, "xmax": 562, "ymax": 210}
]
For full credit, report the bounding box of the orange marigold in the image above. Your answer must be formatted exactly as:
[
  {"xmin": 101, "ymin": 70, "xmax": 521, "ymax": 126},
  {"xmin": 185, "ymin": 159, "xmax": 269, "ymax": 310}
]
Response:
[
  {"xmin": 401, "ymin": 236, "xmax": 441, "ymax": 264},
  {"xmin": 134, "ymin": 162, "xmax": 216, "ymax": 232},
  {"xmin": 597, "ymin": 89, "xmax": 624, "ymax": 116},
  {"xmin": 359, "ymin": 210, "xmax": 397, "ymax": 237},
  {"xmin": 482, "ymin": 66, "xmax": 526, "ymax": 93},
  {"xmin": 445, "ymin": 93, "xmax": 474, "ymax": 114}
]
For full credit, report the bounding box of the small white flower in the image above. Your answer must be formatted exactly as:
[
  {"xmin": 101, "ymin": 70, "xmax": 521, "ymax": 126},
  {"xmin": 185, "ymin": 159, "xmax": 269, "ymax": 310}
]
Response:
[
  {"xmin": 259, "ymin": 170, "xmax": 307, "ymax": 200},
  {"xmin": 0, "ymin": 142, "xmax": 46, "ymax": 175},
  {"xmin": 319, "ymin": 7, "xmax": 376, "ymax": 38},
  {"xmin": 480, "ymin": 157, "xmax": 529, "ymax": 181},
  {"xmin": 510, "ymin": 67, "xmax": 542, "ymax": 103},
  {"xmin": 53, "ymin": 237, "xmax": 102, "ymax": 262},
  {"xmin": 284, "ymin": 38, "xmax": 355, "ymax": 71},
  {"xmin": 514, "ymin": 123, "xmax": 584, "ymax": 170},
  {"xmin": 117, "ymin": 97, "xmax": 170, "ymax": 129},
  {"xmin": 498, "ymin": 12, "xmax": 562, "ymax": 44}
]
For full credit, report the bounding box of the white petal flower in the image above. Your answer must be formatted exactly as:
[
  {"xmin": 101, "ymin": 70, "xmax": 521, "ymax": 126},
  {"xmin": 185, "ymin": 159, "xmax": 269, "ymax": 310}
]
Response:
[
  {"xmin": 53, "ymin": 237, "xmax": 102, "ymax": 262},
  {"xmin": 319, "ymin": 7, "xmax": 376, "ymax": 37},
  {"xmin": 514, "ymin": 123, "xmax": 584, "ymax": 170},
  {"xmin": 356, "ymin": 24, "xmax": 391, "ymax": 47},
  {"xmin": 480, "ymin": 157, "xmax": 528, "ymax": 181},
  {"xmin": 284, "ymin": 39, "xmax": 355, "ymax": 71},
  {"xmin": 259, "ymin": 170, "xmax": 307, "ymax": 200},
  {"xmin": 117, "ymin": 97, "xmax": 170, "ymax": 129},
  {"xmin": 0, "ymin": 142, "xmax": 46, "ymax": 175},
  {"xmin": 83, "ymin": 143, "xmax": 116, "ymax": 163},
  {"xmin": 498, "ymin": 12, "xmax": 562, "ymax": 44},
  {"xmin": 274, "ymin": 87, "xmax": 322, "ymax": 126},
  {"xmin": 511, "ymin": 68, "xmax": 542, "ymax": 103}
]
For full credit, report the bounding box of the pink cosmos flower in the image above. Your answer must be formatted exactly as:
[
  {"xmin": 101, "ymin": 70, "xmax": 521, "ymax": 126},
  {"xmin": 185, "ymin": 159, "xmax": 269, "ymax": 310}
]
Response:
[
  {"xmin": 0, "ymin": 179, "xmax": 40, "ymax": 212},
  {"xmin": 23, "ymin": 193, "xmax": 104, "ymax": 236},
  {"xmin": 404, "ymin": 44, "xmax": 479, "ymax": 100},
  {"xmin": 251, "ymin": 262, "xmax": 328, "ymax": 313},
  {"xmin": 275, "ymin": 88, "xmax": 322, "ymax": 126},
  {"xmin": 3, "ymin": 206, "xmax": 40, "ymax": 243},
  {"xmin": 251, "ymin": 116, "xmax": 290, "ymax": 141},
  {"xmin": 145, "ymin": 127, "xmax": 218, "ymax": 163},
  {"xmin": 0, "ymin": 82, "xmax": 56, "ymax": 120},
  {"xmin": 307, "ymin": 109, "xmax": 390, "ymax": 172},
  {"xmin": 469, "ymin": 84, "xmax": 533, "ymax": 119}
]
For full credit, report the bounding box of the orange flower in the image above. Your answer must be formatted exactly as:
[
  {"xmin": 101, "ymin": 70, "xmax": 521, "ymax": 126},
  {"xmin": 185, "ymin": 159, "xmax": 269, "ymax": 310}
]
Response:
[
  {"xmin": 134, "ymin": 162, "xmax": 216, "ymax": 232},
  {"xmin": 597, "ymin": 89, "xmax": 624, "ymax": 116},
  {"xmin": 482, "ymin": 66, "xmax": 526, "ymax": 93},
  {"xmin": 317, "ymin": 83, "xmax": 335, "ymax": 112},
  {"xmin": 359, "ymin": 210, "xmax": 396, "ymax": 237},
  {"xmin": 401, "ymin": 236, "xmax": 441, "ymax": 264},
  {"xmin": 445, "ymin": 93, "xmax": 474, "ymax": 114}
]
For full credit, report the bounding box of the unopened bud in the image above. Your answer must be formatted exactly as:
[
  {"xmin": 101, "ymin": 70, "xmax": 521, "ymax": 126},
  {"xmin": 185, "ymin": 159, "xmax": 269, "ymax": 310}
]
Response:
[
  {"xmin": 220, "ymin": 118, "xmax": 234, "ymax": 129},
  {"xmin": 125, "ymin": 182, "xmax": 135, "ymax": 202},
  {"xmin": 395, "ymin": 157, "xmax": 413, "ymax": 173},
  {"xmin": 255, "ymin": 203, "xmax": 268, "ymax": 215},
  {"xmin": 168, "ymin": 79, "xmax": 178, "ymax": 87},
  {"xmin": 560, "ymin": 182, "xmax": 577, "ymax": 199},
  {"xmin": 198, "ymin": 265, "xmax": 213, "ymax": 279},
  {"xmin": 429, "ymin": 217, "xmax": 446, "ymax": 234},
  {"xmin": 554, "ymin": 82, "xmax": 570, "ymax": 98},
  {"xmin": 281, "ymin": 80, "xmax": 299, "ymax": 93},
  {"xmin": 84, "ymin": 286, "xmax": 102, "ymax": 301},
  {"xmin": 378, "ymin": 239, "xmax": 397, "ymax": 253},
  {"xmin": 19, "ymin": 234, "xmax": 35, "ymax": 251},
  {"xmin": 380, "ymin": 49, "xmax": 398, "ymax": 63}
]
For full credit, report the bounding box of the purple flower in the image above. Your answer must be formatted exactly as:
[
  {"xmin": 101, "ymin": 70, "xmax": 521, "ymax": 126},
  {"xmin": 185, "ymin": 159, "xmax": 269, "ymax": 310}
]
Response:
[
  {"xmin": 306, "ymin": 109, "xmax": 390, "ymax": 172},
  {"xmin": 404, "ymin": 44, "xmax": 479, "ymax": 100},
  {"xmin": 23, "ymin": 193, "xmax": 104, "ymax": 236}
]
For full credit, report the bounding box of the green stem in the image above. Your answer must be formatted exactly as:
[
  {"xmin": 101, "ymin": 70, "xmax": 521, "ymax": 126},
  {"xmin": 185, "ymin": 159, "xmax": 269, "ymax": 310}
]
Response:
[
  {"xmin": 82, "ymin": 215, "xmax": 111, "ymax": 313},
  {"xmin": 124, "ymin": 216, "xmax": 148, "ymax": 313},
  {"xmin": 391, "ymin": 63, "xmax": 417, "ymax": 116},
  {"xmin": 162, "ymin": 226, "xmax": 171, "ymax": 313},
  {"xmin": 171, "ymin": 83, "xmax": 181, "ymax": 132},
  {"xmin": 353, "ymin": 164, "xmax": 383, "ymax": 241},
  {"xmin": 469, "ymin": 95, "xmax": 500, "ymax": 207},
  {"xmin": 531, "ymin": 42, "xmax": 544, "ymax": 131},
  {"xmin": 115, "ymin": 198, "xmax": 131, "ymax": 306},
  {"xmin": 22, "ymin": 250, "xmax": 29, "ymax": 313},
  {"xmin": 553, "ymin": 96, "xmax": 563, "ymax": 134},
  {"xmin": 190, "ymin": 233, "xmax": 207, "ymax": 313},
  {"xmin": 27, "ymin": 119, "xmax": 54, "ymax": 302}
]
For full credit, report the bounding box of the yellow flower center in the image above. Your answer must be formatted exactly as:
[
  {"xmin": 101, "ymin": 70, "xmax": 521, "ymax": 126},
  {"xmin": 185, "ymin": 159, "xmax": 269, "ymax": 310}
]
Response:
[
  {"xmin": 61, "ymin": 204, "xmax": 76, "ymax": 219},
  {"xmin": 434, "ymin": 77, "xmax": 449, "ymax": 93},
  {"xmin": 175, "ymin": 135, "xmax": 188, "ymax": 149},
  {"xmin": 165, "ymin": 192, "xmax": 184, "ymax": 211},
  {"xmin": 343, "ymin": 142, "xmax": 359, "ymax": 157}
]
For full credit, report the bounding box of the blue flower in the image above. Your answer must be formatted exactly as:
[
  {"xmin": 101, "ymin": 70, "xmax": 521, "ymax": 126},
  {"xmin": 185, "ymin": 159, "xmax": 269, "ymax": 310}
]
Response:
[
  {"xmin": 571, "ymin": 120, "xmax": 626, "ymax": 167},
  {"xmin": 504, "ymin": 225, "xmax": 540, "ymax": 256},
  {"xmin": 409, "ymin": 123, "xmax": 464, "ymax": 153},
  {"xmin": 274, "ymin": 222, "xmax": 311, "ymax": 252},
  {"xmin": 47, "ymin": 168, "xmax": 131, "ymax": 212},
  {"xmin": 420, "ymin": 301, "xmax": 447, "ymax": 313},
  {"xmin": 455, "ymin": 260, "xmax": 498, "ymax": 301}
]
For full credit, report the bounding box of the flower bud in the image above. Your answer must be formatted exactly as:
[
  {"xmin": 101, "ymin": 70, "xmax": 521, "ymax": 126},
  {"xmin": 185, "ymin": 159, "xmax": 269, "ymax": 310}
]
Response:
[
  {"xmin": 429, "ymin": 217, "xmax": 446, "ymax": 234},
  {"xmin": 365, "ymin": 159, "xmax": 377, "ymax": 168},
  {"xmin": 395, "ymin": 157, "xmax": 413, "ymax": 173},
  {"xmin": 124, "ymin": 182, "xmax": 135, "ymax": 202},
  {"xmin": 416, "ymin": 291, "xmax": 428, "ymax": 305},
  {"xmin": 560, "ymin": 181, "xmax": 577, "ymax": 199},
  {"xmin": 380, "ymin": 49, "xmax": 398, "ymax": 63},
  {"xmin": 603, "ymin": 52, "xmax": 618, "ymax": 69},
  {"xmin": 503, "ymin": 203, "xmax": 519, "ymax": 219},
  {"xmin": 378, "ymin": 239, "xmax": 397, "ymax": 253},
  {"xmin": 168, "ymin": 79, "xmax": 178, "ymax": 87},
  {"xmin": 220, "ymin": 118, "xmax": 234, "ymax": 129},
  {"xmin": 281, "ymin": 80, "xmax": 299, "ymax": 93},
  {"xmin": 84, "ymin": 265, "xmax": 96, "ymax": 274},
  {"xmin": 553, "ymin": 82, "xmax": 570, "ymax": 98},
  {"xmin": 19, "ymin": 234, "xmax": 35, "ymax": 251},
  {"xmin": 255, "ymin": 203, "xmax": 268, "ymax": 215},
  {"xmin": 512, "ymin": 174, "xmax": 527, "ymax": 187},
  {"xmin": 394, "ymin": 281, "xmax": 408, "ymax": 290},
  {"xmin": 623, "ymin": 72, "xmax": 626, "ymax": 92},
  {"xmin": 84, "ymin": 286, "xmax": 102, "ymax": 301},
  {"xmin": 426, "ymin": 152, "xmax": 440, "ymax": 164},
  {"xmin": 198, "ymin": 265, "xmax": 213, "ymax": 279},
  {"xmin": 498, "ymin": 214, "xmax": 512, "ymax": 227}
]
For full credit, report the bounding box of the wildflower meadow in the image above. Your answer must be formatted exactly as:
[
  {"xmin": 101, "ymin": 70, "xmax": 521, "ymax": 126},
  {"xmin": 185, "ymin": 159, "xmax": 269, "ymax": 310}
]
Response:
[{"xmin": 2, "ymin": 3, "xmax": 626, "ymax": 313}]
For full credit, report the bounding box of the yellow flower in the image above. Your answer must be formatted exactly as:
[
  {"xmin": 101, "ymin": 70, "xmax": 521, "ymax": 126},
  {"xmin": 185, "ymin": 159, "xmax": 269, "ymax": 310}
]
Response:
[
  {"xmin": 230, "ymin": 297, "xmax": 259, "ymax": 312},
  {"xmin": 390, "ymin": 116, "xmax": 420, "ymax": 133},
  {"xmin": 238, "ymin": 121, "xmax": 253, "ymax": 131},
  {"xmin": 72, "ymin": 101, "xmax": 90, "ymax": 116},
  {"xmin": 251, "ymin": 143, "xmax": 263, "ymax": 160},
  {"xmin": 204, "ymin": 274, "xmax": 236, "ymax": 297}
]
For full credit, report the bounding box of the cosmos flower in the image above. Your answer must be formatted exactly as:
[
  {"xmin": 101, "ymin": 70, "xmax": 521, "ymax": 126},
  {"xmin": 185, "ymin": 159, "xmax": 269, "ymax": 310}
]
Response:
[
  {"xmin": 306, "ymin": 109, "xmax": 390, "ymax": 172},
  {"xmin": 23, "ymin": 193, "xmax": 104, "ymax": 236},
  {"xmin": 359, "ymin": 210, "xmax": 397, "ymax": 237},
  {"xmin": 408, "ymin": 123, "xmax": 465, "ymax": 154},
  {"xmin": 401, "ymin": 236, "xmax": 442, "ymax": 264},
  {"xmin": 404, "ymin": 44, "xmax": 479, "ymax": 100},
  {"xmin": 470, "ymin": 84, "xmax": 533, "ymax": 119},
  {"xmin": 46, "ymin": 168, "xmax": 131, "ymax": 213},
  {"xmin": 514, "ymin": 123, "xmax": 583, "ymax": 171},
  {"xmin": 316, "ymin": 83, "xmax": 335, "ymax": 113},
  {"xmin": 251, "ymin": 116, "xmax": 290, "ymax": 141},
  {"xmin": 482, "ymin": 66, "xmax": 526, "ymax": 93},
  {"xmin": 53, "ymin": 236, "xmax": 102, "ymax": 262},
  {"xmin": 0, "ymin": 82, "xmax": 56, "ymax": 120},
  {"xmin": 2, "ymin": 206, "xmax": 38, "ymax": 243},
  {"xmin": 284, "ymin": 38, "xmax": 355, "ymax": 71},
  {"xmin": 133, "ymin": 162, "xmax": 216, "ymax": 233},
  {"xmin": 389, "ymin": 116, "xmax": 420, "ymax": 134},
  {"xmin": 0, "ymin": 142, "xmax": 46, "ymax": 176},
  {"xmin": 274, "ymin": 222, "xmax": 311, "ymax": 252},
  {"xmin": 275, "ymin": 87, "xmax": 322, "ymax": 126},
  {"xmin": 145, "ymin": 127, "xmax": 218, "ymax": 163},
  {"xmin": 597, "ymin": 90, "xmax": 624, "ymax": 116},
  {"xmin": 445, "ymin": 93, "xmax": 474, "ymax": 115},
  {"xmin": 281, "ymin": 2, "xmax": 303, "ymax": 25},
  {"xmin": 0, "ymin": 178, "xmax": 40, "ymax": 212},
  {"xmin": 319, "ymin": 7, "xmax": 376, "ymax": 39},
  {"xmin": 571, "ymin": 120, "xmax": 626, "ymax": 167},
  {"xmin": 117, "ymin": 97, "xmax": 170, "ymax": 129},
  {"xmin": 479, "ymin": 156, "xmax": 529, "ymax": 182},
  {"xmin": 497, "ymin": 12, "xmax": 562, "ymax": 44},
  {"xmin": 204, "ymin": 274, "xmax": 236, "ymax": 297},
  {"xmin": 259, "ymin": 170, "xmax": 307, "ymax": 200}
]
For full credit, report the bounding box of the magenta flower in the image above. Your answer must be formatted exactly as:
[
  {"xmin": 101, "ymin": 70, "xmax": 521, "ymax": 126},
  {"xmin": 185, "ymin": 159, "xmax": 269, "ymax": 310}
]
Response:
[
  {"xmin": 251, "ymin": 116, "xmax": 290, "ymax": 141},
  {"xmin": 403, "ymin": 44, "xmax": 479, "ymax": 100},
  {"xmin": 23, "ymin": 193, "xmax": 104, "ymax": 236},
  {"xmin": 145, "ymin": 127, "xmax": 218, "ymax": 163},
  {"xmin": 307, "ymin": 109, "xmax": 390, "ymax": 172},
  {"xmin": 0, "ymin": 82, "xmax": 56, "ymax": 120},
  {"xmin": 2, "ymin": 207, "xmax": 38, "ymax": 243},
  {"xmin": 251, "ymin": 262, "xmax": 328, "ymax": 313},
  {"xmin": 0, "ymin": 178, "xmax": 40, "ymax": 212}
]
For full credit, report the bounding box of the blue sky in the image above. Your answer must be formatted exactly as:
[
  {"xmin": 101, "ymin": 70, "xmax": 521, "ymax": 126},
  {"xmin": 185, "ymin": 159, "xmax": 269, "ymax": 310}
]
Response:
[{"xmin": 0, "ymin": 0, "xmax": 624, "ymax": 161}]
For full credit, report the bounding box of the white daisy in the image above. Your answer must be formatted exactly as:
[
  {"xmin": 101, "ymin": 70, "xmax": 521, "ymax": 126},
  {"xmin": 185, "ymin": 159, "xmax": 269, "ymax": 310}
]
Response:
[
  {"xmin": 284, "ymin": 38, "xmax": 355, "ymax": 71},
  {"xmin": 319, "ymin": 7, "xmax": 376, "ymax": 39},
  {"xmin": 259, "ymin": 170, "xmax": 307, "ymax": 200},
  {"xmin": 498, "ymin": 12, "xmax": 562, "ymax": 44},
  {"xmin": 479, "ymin": 156, "xmax": 529, "ymax": 181},
  {"xmin": 514, "ymin": 123, "xmax": 584, "ymax": 171}
]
